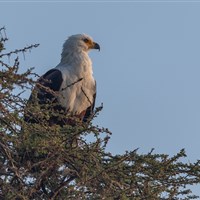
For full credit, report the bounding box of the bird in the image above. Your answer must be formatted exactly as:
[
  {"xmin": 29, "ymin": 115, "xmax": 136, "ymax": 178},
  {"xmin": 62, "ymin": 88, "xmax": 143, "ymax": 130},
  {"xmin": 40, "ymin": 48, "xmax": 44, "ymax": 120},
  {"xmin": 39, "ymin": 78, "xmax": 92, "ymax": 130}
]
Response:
[{"xmin": 24, "ymin": 34, "xmax": 100, "ymax": 126}]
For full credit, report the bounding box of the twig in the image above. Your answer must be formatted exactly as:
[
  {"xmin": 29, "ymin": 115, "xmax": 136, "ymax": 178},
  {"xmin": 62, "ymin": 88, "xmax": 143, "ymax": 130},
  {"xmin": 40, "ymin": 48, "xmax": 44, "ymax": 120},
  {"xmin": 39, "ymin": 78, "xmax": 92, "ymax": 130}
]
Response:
[
  {"xmin": 61, "ymin": 77, "xmax": 83, "ymax": 91},
  {"xmin": 0, "ymin": 44, "xmax": 39, "ymax": 58},
  {"xmin": 81, "ymin": 87, "xmax": 92, "ymax": 105}
]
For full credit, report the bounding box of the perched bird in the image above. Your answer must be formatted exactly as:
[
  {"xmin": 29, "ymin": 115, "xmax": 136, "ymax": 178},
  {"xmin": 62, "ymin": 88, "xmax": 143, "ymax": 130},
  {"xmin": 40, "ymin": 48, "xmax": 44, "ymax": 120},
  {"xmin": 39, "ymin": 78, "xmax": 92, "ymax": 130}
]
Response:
[{"xmin": 25, "ymin": 34, "xmax": 100, "ymax": 126}]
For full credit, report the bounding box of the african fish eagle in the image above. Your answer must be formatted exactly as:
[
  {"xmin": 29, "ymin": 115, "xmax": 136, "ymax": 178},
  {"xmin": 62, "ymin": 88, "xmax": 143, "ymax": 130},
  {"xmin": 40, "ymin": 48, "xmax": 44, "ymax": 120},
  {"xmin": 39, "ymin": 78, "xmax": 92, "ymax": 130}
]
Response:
[{"xmin": 25, "ymin": 34, "xmax": 100, "ymax": 125}]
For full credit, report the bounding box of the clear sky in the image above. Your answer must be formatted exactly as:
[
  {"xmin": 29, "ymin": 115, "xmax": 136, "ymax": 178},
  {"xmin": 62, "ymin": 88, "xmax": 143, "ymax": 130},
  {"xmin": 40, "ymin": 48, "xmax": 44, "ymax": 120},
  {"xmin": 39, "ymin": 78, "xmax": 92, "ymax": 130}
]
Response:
[{"xmin": 1, "ymin": 0, "xmax": 200, "ymax": 195}]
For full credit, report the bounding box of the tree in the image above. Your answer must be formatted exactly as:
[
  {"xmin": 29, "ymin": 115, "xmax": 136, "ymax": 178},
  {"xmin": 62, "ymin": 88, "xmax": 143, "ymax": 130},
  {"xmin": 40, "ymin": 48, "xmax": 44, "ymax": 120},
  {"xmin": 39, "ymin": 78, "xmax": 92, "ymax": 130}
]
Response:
[{"xmin": 0, "ymin": 27, "xmax": 200, "ymax": 200}]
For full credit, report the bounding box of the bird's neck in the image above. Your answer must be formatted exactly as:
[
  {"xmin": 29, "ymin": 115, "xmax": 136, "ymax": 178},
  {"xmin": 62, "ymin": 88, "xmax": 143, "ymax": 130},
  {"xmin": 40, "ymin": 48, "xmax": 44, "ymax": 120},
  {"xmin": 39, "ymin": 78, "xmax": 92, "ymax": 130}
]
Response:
[{"xmin": 58, "ymin": 51, "xmax": 93, "ymax": 76}]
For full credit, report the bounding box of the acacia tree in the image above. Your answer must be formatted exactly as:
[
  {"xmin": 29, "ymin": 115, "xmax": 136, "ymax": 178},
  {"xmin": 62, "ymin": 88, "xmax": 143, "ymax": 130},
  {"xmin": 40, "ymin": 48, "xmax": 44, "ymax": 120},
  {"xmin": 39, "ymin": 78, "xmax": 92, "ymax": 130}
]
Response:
[{"xmin": 0, "ymin": 27, "xmax": 200, "ymax": 200}]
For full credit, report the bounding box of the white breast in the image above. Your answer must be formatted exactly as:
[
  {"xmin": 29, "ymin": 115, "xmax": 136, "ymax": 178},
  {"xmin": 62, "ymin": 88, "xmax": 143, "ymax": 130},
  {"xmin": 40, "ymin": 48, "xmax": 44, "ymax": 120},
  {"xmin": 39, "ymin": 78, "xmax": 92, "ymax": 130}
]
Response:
[{"xmin": 55, "ymin": 56, "xmax": 96, "ymax": 115}]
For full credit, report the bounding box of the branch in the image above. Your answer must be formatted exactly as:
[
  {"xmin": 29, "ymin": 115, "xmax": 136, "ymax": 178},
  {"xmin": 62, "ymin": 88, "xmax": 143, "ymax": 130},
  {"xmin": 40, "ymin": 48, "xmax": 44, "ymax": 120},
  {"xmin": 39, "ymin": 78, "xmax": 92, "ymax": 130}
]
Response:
[
  {"xmin": 0, "ymin": 44, "xmax": 39, "ymax": 58},
  {"xmin": 49, "ymin": 175, "xmax": 77, "ymax": 199}
]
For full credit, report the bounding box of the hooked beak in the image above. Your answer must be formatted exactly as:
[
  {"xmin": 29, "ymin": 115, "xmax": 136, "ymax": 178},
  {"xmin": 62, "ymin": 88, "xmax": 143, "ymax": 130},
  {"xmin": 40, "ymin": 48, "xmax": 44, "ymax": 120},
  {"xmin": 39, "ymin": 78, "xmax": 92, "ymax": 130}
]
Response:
[{"xmin": 92, "ymin": 42, "xmax": 100, "ymax": 51}]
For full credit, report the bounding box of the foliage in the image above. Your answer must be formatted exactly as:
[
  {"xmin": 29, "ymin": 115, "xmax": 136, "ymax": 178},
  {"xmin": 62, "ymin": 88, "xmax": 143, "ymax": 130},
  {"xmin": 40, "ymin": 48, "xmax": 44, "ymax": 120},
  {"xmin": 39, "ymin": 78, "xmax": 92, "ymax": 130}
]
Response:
[{"xmin": 0, "ymin": 27, "xmax": 200, "ymax": 200}]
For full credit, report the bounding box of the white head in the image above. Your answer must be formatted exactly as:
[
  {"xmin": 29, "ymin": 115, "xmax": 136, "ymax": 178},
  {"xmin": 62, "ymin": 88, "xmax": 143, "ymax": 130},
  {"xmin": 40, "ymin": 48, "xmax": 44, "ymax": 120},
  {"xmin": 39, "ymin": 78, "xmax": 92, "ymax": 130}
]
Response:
[{"xmin": 61, "ymin": 34, "xmax": 100, "ymax": 57}]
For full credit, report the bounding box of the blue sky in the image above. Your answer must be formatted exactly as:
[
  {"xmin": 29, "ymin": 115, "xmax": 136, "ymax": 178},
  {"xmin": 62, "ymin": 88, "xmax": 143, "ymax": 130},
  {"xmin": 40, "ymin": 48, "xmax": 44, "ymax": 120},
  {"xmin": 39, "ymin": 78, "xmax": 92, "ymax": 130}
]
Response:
[{"xmin": 1, "ymin": 1, "xmax": 200, "ymax": 194}]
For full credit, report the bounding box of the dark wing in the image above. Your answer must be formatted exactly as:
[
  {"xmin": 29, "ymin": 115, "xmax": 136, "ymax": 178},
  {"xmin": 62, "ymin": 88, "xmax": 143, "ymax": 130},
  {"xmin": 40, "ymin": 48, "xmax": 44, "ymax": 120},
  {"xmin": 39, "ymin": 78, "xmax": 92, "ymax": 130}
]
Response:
[
  {"xmin": 36, "ymin": 69, "xmax": 63, "ymax": 104},
  {"xmin": 24, "ymin": 69, "xmax": 63, "ymax": 123},
  {"xmin": 83, "ymin": 82, "xmax": 96, "ymax": 122}
]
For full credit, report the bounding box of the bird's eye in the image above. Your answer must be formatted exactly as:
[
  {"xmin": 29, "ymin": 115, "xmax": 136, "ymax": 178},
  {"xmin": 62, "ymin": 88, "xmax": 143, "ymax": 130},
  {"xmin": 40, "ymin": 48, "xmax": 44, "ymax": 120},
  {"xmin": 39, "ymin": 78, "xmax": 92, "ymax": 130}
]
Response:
[{"xmin": 83, "ymin": 38, "xmax": 89, "ymax": 43}]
